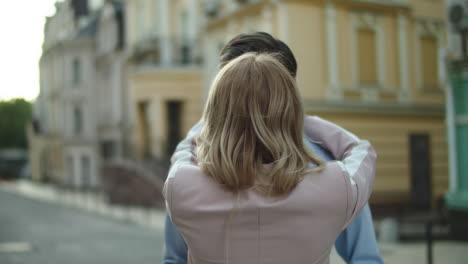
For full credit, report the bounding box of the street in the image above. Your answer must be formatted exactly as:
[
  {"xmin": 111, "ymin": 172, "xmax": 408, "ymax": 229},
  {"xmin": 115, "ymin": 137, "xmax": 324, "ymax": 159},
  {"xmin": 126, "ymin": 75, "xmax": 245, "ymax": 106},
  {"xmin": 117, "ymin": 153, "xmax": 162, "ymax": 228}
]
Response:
[{"xmin": 0, "ymin": 188, "xmax": 164, "ymax": 264}]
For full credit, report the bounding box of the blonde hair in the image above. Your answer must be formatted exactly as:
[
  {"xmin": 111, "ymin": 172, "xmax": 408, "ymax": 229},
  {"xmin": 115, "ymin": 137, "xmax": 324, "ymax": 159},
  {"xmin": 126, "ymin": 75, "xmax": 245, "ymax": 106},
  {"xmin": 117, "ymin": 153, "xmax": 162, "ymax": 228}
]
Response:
[{"xmin": 196, "ymin": 52, "xmax": 325, "ymax": 196}]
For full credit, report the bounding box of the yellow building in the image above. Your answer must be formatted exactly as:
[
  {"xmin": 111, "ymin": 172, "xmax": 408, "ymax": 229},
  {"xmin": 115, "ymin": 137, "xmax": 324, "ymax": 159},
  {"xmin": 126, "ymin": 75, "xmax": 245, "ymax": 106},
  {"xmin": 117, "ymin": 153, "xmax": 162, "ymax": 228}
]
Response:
[
  {"xmin": 124, "ymin": 0, "xmax": 205, "ymax": 159},
  {"xmin": 202, "ymin": 0, "xmax": 448, "ymax": 209}
]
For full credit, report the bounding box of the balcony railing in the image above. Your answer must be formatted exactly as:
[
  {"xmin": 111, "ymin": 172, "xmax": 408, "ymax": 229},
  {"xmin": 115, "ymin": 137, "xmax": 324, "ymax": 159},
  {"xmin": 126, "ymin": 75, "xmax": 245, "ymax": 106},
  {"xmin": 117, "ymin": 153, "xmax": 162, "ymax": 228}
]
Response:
[{"xmin": 130, "ymin": 36, "xmax": 202, "ymax": 66}]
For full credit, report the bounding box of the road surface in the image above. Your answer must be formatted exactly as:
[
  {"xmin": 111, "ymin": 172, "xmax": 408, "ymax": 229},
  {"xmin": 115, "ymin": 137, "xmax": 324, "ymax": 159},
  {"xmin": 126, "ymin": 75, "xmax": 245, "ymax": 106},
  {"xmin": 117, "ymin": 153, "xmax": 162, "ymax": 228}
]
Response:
[{"xmin": 0, "ymin": 188, "xmax": 164, "ymax": 264}]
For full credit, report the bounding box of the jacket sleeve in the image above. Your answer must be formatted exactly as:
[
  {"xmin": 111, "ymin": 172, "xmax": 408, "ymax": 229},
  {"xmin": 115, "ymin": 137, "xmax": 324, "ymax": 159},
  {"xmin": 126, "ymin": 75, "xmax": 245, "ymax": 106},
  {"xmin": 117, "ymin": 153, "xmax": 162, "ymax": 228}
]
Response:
[
  {"xmin": 303, "ymin": 116, "xmax": 377, "ymax": 227},
  {"xmin": 163, "ymin": 176, "xmax": 174, "ymax": 219}
]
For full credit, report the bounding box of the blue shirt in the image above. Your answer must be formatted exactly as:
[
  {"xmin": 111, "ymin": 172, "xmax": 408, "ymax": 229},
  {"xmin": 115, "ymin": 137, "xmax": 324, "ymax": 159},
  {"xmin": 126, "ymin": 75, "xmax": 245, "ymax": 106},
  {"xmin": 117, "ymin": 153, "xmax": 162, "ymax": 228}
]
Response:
[{"xmin": 163, "ymin": 140, "xmax": 383, "ymax": 264}]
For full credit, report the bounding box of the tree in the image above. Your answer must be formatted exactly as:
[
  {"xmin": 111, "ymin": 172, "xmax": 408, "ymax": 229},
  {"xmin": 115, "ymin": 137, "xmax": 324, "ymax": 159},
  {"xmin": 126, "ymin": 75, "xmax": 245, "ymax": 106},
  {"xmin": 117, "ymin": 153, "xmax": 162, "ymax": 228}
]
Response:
[{"xmin": 0, "ymin": 98, "xmax": 32, "ymax": 149}]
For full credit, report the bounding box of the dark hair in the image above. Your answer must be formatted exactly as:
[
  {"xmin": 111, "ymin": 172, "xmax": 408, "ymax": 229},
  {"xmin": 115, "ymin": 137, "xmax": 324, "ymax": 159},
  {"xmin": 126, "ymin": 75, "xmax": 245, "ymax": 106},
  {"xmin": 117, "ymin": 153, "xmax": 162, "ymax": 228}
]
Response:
[{"xmin": 219, "ymin": 32, "xmax": 298, "ymax": 77}]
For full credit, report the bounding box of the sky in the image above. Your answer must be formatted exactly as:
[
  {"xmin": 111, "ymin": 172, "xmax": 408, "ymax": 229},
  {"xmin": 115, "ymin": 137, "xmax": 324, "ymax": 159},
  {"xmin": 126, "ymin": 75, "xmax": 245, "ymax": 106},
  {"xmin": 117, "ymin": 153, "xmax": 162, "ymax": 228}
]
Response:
[{"xmin": 0, "ymin": 1, "xmax": 59, "ymax": 101}]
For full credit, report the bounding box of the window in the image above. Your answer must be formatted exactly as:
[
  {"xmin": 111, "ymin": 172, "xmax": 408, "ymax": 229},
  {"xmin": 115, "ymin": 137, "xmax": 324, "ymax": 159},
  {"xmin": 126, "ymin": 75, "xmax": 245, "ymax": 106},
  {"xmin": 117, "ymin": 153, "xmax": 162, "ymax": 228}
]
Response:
[
  {"xmin": 180, "ymin": 10, "xmax": 189, "ymax": 37},
  {"xmin": 81, "ymin": 155, "xmax": 91, "ymax": 188},
  {"xmin": 180, "ymin": 11, "xmax": 191, "ymax": 64},
  {"xmin": 137, "ymin": 1, "xmax": 145, "ymax": 40},
  {"xmin": 72, "ymin": 58, "xmax": 81, "ymax": 85},
  {"xmin": 101, "ymin": 141, "xmax": 116, "ymax": 160},
  {"xmin": 73, "ymin": 107, "xmax": 83, "ymax": 134},
  {"xmin": 357, "ymin": 28, "xmax": 377, "ymax": 86},
  {"xmin": 420, "ymin": 36, "xmax": 438, "ymax": 90},
  {"xmin": 137, "ymin": 101, "xmax": 151, "ymax": 158},
  {"xmin": 67, "ymin": 156, "xmax": 74, "ymax": 186}
]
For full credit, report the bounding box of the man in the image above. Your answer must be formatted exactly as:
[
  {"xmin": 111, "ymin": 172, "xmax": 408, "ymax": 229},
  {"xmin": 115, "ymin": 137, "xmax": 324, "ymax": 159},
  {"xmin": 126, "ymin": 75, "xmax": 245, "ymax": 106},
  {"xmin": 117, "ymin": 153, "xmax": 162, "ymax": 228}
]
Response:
[{"xmin": 163, "ymin": 32, "xmax": 383, "ymax": 264}]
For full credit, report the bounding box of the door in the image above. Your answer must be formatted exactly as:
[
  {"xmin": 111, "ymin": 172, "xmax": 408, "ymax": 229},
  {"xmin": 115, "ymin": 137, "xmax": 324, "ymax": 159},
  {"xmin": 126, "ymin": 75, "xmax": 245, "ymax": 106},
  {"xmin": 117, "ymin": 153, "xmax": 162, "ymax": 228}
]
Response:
[
  {"xmin": 137, "ymin": 101, "xmax": 151, "ymax": 158},
  {"xmin": 409, "ymin": 134, "xmax": 432, "ymax": 210},
  {"xmin": 166, "ymin": 101, "xmax": 182, "ymax": 157}
]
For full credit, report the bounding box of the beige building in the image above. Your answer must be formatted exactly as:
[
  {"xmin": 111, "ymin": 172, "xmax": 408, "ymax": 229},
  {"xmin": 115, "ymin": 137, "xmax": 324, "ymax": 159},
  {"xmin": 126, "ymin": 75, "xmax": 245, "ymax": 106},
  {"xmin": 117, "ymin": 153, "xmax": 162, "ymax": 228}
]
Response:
[
  {"xmin": 202, "ymin": 0, "xmax": 448, "ymax": 208},
  {"xmin": 124, "ymin": 0, "xmax": 205, "ymax": 159}
]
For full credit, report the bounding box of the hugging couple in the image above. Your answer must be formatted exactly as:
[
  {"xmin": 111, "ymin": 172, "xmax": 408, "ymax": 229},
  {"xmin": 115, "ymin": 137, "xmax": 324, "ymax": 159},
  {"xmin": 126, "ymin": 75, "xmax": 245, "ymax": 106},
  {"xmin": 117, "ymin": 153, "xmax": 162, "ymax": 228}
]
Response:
[{"xmin": 162, "ymin": 32, "xmax": 381, "ymax": 264}]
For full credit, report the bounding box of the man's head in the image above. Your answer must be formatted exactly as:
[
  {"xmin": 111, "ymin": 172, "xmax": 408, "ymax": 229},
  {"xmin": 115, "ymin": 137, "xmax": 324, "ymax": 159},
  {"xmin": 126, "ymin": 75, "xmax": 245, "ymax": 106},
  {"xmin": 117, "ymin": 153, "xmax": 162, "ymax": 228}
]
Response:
[{"xmin": 219, "ymin": 32, "xmax": 297, "ymax": 77}]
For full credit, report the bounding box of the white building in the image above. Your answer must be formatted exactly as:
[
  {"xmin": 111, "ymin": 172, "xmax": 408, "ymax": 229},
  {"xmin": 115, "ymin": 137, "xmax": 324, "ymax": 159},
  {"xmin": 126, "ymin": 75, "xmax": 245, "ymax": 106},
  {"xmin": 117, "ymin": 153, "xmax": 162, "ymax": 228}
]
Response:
[
  {"xmin": 30, "ymin": 0, "xmax": 128, "ymax": 189},
  {"xmin": 95, "ymin": 1, "xmax": 130, "ymax": 161}
]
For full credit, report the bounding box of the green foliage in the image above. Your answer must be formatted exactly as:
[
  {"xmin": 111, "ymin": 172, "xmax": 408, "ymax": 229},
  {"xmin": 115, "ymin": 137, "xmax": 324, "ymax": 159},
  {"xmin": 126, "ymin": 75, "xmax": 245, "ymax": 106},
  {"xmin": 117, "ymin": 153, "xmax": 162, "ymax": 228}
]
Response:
[{"xmin": 0, "ymin": 98, "xmax": 32, "ymax": 149}]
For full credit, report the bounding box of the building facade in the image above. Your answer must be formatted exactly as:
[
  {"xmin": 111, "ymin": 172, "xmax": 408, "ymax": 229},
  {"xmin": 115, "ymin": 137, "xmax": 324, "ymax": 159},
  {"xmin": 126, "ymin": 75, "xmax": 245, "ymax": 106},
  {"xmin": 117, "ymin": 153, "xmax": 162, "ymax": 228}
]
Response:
[
  {"xmin": 124, "ymin": 0, "xmax": 204, "ymax": 160},
  {"xmin": 95, "ymin": 1, "xmax": 130, "ymax": 161},
  {"xmin": 31, "ymin": 0, "xmax": 450, "ymax": 209},
  {"xmin": 29, "ymin": 0, "xmax": 128, "ymax": 188},
  {"xmin": 202, "ymin": 0, "xmax": 448, "ymax": 208}
]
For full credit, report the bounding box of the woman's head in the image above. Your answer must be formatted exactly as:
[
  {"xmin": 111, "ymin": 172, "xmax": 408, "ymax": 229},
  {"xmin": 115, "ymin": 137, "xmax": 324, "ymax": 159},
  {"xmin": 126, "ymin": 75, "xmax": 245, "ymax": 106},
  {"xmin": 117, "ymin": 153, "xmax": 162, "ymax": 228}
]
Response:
[
  {"xmin": 196, "ymin": 53, "xmax": 324, "ymax": 196},
  {"xmin": 219, "ymin": 32, "xmax": 297, "ymax": 77}
]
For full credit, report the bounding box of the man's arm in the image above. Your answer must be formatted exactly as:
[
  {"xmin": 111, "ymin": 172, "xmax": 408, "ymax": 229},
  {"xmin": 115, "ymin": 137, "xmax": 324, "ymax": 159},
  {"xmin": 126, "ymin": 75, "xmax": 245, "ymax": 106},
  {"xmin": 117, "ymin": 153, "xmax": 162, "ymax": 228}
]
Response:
[
  {"xmin": 334, "ymin": 204, "xmax": 383, "ymax": 264},
  {"xmin": 305, "ymin": 117, "xmax": 382, "ymax": 264},
  {"xmin": 304, "ymin": 115, "xmax": 377, "ymax": 224},
  {"xmin": 163, "ymin": 214, "xmax": 188, "ymax": 264}
]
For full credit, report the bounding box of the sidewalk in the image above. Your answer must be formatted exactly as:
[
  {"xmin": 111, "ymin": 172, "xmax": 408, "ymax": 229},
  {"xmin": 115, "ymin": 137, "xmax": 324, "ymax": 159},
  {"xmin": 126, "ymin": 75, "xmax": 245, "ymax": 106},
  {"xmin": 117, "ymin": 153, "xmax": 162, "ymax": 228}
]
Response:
[{"xmin": 0, "ymin": 180, "xmax": 166, "ymax": 230}]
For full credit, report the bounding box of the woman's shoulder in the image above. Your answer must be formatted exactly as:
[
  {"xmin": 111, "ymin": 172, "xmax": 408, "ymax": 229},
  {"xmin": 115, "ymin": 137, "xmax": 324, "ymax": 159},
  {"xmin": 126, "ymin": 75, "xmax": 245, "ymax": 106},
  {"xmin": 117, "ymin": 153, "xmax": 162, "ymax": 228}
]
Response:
[
  {"xmin": 168, "ymin": 163, "xmax": 225, "ymax": 193},
  {"xmin": 169, "ymin": 163, "xmax": 204, "ymax": 183},
  {"xmin": 165, "ymin": 164, "xmax": 234, "ymax": 212},
  {"xmin": 301, "ymin": 161, "xmax": 347, "ymax": 188}
]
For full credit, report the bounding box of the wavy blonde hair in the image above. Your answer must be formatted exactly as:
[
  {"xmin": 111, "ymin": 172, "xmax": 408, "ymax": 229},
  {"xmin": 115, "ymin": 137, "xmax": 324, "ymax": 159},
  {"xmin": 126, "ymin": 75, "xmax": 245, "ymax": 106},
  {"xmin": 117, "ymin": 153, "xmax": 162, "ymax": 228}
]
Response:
[{"xmin": 196, "ymin": 52, "xmax": 325, "ymax": 196}]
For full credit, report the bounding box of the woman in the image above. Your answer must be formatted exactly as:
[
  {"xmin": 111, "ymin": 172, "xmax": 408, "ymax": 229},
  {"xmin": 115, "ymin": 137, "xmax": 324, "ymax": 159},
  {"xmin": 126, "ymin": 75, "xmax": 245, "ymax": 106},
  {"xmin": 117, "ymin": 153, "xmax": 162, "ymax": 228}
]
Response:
[{"xmin": 163, "ymin": 52, "xmax": 376, "ymax": 264}]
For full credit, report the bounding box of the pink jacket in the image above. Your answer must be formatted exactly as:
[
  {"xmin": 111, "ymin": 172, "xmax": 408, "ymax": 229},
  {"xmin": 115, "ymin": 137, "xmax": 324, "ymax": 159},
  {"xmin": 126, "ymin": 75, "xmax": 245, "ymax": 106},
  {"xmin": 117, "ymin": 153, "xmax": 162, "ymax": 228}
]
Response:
[{"xmin": 163, "ymin": 116, "xmax": 377, "ymax": 264}]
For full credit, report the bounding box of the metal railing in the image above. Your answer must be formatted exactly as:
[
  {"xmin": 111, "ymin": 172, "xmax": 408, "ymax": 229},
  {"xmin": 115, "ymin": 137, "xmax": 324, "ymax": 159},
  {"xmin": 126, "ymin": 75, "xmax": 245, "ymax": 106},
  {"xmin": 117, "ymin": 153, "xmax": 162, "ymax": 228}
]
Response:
[{"xmin": 130, "ymin": 36, "xmax": 203, "ymax": 66}]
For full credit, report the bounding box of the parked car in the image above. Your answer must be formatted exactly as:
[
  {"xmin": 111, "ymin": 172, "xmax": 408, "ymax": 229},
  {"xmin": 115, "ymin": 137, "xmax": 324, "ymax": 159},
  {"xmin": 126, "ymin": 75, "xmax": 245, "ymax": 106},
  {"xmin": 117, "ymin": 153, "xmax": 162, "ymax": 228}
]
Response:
[{"xmin": 0, "ymin": 148, "xmax": 28, "ymax": 180}]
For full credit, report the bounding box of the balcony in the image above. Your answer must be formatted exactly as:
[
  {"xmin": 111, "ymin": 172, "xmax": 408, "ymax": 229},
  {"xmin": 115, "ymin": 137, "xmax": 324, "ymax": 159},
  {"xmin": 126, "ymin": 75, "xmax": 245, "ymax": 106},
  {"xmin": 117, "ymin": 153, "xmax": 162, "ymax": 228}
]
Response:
[
  {"xmin": 129, "ymin": 36, "xmax": 202, "ymax": 66},
  {"xmin": 130, "ymin": 36, "xmax": 160, "ymax": 63}
]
